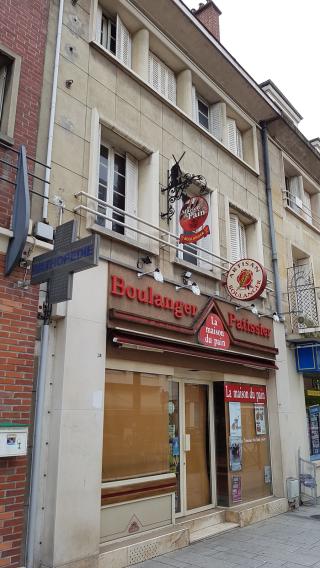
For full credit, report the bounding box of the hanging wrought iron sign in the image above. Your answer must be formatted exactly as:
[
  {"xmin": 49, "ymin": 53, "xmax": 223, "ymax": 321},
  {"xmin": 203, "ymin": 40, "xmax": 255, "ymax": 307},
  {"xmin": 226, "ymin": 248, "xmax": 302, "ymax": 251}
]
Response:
[
  {"xmin": 179, "ymin": 196, "xmax": 210, "ymax": 244},
  {"xmin": 226, "ymin": 258, "xmax": 267, "ymax": 301},
  {"xmin": 161, "ymin": 152, "xmax": 207, "ymax": 222}
]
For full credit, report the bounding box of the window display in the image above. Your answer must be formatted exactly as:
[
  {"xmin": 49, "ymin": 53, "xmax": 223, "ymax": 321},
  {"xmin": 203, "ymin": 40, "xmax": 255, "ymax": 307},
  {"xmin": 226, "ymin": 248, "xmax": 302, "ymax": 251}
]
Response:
[
  {"xmin": 214, "ymin": 381, "xmax": 272, "ymax": 506},
  {"xmin": 304, "ymin": 376, "xmax": 320, "ymax": 461},
  {"xmin": 102, "ymin": 370, "xmax": 169, "ymax": 481}
]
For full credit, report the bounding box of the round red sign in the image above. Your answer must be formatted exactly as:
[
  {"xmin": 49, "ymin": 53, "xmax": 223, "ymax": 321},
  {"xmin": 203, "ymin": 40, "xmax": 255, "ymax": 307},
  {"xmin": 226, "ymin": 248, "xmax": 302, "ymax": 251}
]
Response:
[
  {"xmin": 198, "ymin": 314, "xmax": 230, "ymax": 350},
  {"xmin": 179, "ymin": 196, "xmax": 209, "ymax": 232},
  {"xmin": 226, "ymin": 258, "xmax": 267, "ymax": 301}
]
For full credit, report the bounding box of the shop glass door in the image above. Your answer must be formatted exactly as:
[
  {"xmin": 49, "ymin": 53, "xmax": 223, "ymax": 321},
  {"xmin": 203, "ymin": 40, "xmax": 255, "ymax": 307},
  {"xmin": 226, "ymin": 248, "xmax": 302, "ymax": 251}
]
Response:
[
  {"xmin": 169, "ymin": 381, "xmax": 213, "ymax": 516},
  {"xmin": 185, "ymin": 383, "xmax": 211, "ymax": 511}
]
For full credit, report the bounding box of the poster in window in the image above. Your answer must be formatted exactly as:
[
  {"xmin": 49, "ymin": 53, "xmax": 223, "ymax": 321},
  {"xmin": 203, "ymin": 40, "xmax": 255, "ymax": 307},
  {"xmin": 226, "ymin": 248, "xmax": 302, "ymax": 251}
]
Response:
[
  {"xmin": 264, "ymin": 465, "xmax": 272, "ymax": 484},
  {"xmin": 232, "ymin": 475, "xmax": 242, "ymax": 503},
  {"xmin": 229, "ymin": 402, "xmax": 242, "ymax": 438},
  {"xmin": 254, "ymin": 404, "xmax": 266, "ymax": 435},
  {"xmin": 229, "ymin": 436, "xmax": 242, "ymax": 472}
]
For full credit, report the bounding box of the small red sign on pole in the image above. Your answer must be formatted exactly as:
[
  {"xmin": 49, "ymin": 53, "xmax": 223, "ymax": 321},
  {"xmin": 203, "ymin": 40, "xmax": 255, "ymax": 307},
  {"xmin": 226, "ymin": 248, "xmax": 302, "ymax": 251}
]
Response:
[
  {"xmin": 198, "ymin": 313, "xmax": 230, "ymax": 350},
  {"xmin": 179, "ymin": 196, "xmax": 210, "ymax": 244}
]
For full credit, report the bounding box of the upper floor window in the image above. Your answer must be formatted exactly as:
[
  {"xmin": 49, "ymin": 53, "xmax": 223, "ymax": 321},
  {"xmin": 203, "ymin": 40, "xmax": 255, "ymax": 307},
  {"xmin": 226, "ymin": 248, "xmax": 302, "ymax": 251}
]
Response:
[
  {"xmin": 96, "ymin": 5, "xmax": 131, "ymax": 67},
  {"xmin": 97, "ymin": 143, "xmax": 138, "ymax": 238},
  {"xmin": 148, "ymin": 52, "xmax": 176, "ymax": 105},
  {"xmin": 0, "ymin": 65, "xmax": 7, "ymax": 128},
  {"xmin": 229, "ymin": 212, "xmax": 247, "ymax": 263},
  {"xmin": 0, "ymin": 47, "xmax": 21, "ymax": 142},
  {"xmin": 285, "ymin": 174, "xmax": 314, "ymax": 224},
  {"xmin": 227, "ymin": 118, "xmax": 243, "ymax": 160}
]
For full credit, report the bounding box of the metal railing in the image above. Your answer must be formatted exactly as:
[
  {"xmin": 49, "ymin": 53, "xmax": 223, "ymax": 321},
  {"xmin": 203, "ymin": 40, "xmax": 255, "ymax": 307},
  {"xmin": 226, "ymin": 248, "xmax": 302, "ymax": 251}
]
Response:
[
  {"xmin": 284, "ymin": 189, "xmax": 320, "ymax": 231},
  {"xmin": 287, "ymin": 263, "xmax": 320, "ymax": 332},
  {"xmin": 74, "ymin": 191, "xmax": 275, "ymax": 293}
]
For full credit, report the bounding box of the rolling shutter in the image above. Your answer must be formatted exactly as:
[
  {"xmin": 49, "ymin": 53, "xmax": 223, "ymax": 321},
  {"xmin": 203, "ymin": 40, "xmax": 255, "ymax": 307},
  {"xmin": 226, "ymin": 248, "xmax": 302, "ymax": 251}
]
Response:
[
  {"xmin": 125, "ymin": 153, "xmax": 138, "ymax": 239},
  {"xmin": 236, "ymin": 127, "xmax": 243, "ymax": 159},
  {"xmin": 303, "ymin": 190, "xmax": 312, "ymax": 224},
  {"xmin": 116, "ymin": 15, "xmax": 131, "ymax": 67}
]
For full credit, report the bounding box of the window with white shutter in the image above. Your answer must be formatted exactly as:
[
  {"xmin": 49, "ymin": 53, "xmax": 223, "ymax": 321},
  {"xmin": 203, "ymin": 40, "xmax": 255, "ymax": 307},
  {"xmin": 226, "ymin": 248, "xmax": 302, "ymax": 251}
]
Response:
[
  {"xmin": 209, "ymin": 102, "xmax": 225, "ymax": 142},
  {"xmin": 97, "ymin": 144, "xmax": 138, "ymax": 239},
  {"xmin": 287, "ymin": 175, "xmax": 304, "ymax": 213},
  {"xmin": 303, "ymin": 190, "xmax": 312, "ymax": 224},
  {"xmin": 96, "ymin": 5, "xmax": 131, "ymax": 66},
  {"xmin": 229, "ymin": 213, "xmax": 247, "ymax": 263},
  {"xmin": 227, "ymin": 118, "xmax": 243, "ymax": 159},
  {"xmin": 0, "ymin": 66, "xmax": 7, "ymax": 127},
  {"xmin": 148, "ymin": 52, "xmax": 176, "ymax": 105}
]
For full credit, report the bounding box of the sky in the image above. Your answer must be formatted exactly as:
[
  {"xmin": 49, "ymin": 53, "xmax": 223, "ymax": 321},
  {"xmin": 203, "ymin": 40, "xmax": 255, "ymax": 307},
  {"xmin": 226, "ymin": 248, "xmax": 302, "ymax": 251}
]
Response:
[{"xmin": 184, "ymin": 0, "xmax": 320, "ymax": 141}]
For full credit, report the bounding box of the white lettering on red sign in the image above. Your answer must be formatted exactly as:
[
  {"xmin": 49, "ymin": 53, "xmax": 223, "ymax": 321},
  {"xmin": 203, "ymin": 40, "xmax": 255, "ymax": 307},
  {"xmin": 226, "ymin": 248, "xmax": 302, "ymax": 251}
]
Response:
[
  {"xmin": 198, "ymin": 314, "xmax": 230, "ymax": 350},
  {"xmin": 224, "ymin": 383, "xmax": 267, "ymax": 404}
]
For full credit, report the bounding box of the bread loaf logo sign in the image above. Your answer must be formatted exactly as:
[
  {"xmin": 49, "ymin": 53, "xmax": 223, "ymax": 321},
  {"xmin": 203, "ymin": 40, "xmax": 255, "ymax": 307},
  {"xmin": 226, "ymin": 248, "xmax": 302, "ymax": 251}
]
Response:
[
  {"xmin": 226, "ymin": 259, "xmax": 267, "ymax": 301},
  {"xmin": 179, "ymin": 196, "xmax": 210, "ymax": 244}
]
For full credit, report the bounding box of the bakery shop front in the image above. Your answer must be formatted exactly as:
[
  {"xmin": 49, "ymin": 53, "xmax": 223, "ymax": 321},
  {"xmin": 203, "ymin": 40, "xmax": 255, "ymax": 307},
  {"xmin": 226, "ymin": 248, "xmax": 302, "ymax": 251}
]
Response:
[{"xmin": 101, "ymin": 264, "xmax": 278, "ymax": 543}]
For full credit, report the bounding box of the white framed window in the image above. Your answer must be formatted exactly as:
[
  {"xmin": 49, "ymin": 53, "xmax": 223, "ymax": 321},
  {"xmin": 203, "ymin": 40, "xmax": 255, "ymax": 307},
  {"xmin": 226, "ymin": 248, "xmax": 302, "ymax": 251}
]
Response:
[
  {"xmin": 96, "ymin": 5, "xmax": 131, "ymax": 67},
  {"xmin": 192, "ymin": 87, "xmax": 226, "ymax": 143},
  {"xmin": 97, "ymin": 143, "xmax": 138, "ymax": 238},
  {"xmin": 229, "ymin": 213, "xmax": 247, "ymax": 263},
  {"xmin": 176, "ymin": 192, "xmax": 213, "ymax": 270},
  {"xmin": 0, "ymin": 65, "xmax": 7, "ymax": 127},
  {"xmin": 148, "ymin": 52, "xmax": 176, "ymax": 105},
  {"xmin": 227, "ymin": 118, "xmax": 243, "ymax": 160},
  {"xmin": 285, "ymin": 175, "xmax": 313, "ymax": 224}
]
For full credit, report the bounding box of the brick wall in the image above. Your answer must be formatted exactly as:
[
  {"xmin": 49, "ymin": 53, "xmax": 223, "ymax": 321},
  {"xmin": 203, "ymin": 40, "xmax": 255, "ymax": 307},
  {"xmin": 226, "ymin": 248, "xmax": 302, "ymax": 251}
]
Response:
[
  {"xmin": 194, "ymin": 1, "xmax": 221, "ymax": 41},
  {"xmin": 0, "ymin": 0, "xmax": 49, "ymax": 227},
  {"xmin": 0, "ymin": 255, "xmax": 39, "ymax": 568},
  {"xmin": 0, "ymin": 1, "xmax": 49, "ymax": 566}
]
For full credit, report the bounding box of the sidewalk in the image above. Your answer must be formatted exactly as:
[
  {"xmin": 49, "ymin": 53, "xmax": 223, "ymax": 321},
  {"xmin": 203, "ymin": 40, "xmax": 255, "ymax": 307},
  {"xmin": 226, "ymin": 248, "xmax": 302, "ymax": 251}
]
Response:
[{"xmin": 133, "ymin": 503, "xmax": 320, "ymax": 568}]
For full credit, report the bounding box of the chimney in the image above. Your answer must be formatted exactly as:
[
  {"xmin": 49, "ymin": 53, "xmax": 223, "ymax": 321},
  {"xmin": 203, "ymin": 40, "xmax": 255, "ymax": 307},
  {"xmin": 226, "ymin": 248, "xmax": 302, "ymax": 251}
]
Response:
[{"xmin": 192, "ymin": 0, "xmax": 221, "ymax": 41}]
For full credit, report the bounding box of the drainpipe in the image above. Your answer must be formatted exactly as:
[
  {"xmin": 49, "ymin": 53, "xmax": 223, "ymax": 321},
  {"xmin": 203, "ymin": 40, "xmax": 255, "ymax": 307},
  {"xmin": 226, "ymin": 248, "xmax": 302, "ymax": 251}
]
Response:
[
  {"xmin": 27, "ymin": 1, "xmax": 64, "ymax": 565},
  {"xmin": 260, "ymin": 121, "xmax": 283, "ymax": 319},
  {"xmin": 42, "ymin": 0, "xmax": 64, "ymax": 221}
]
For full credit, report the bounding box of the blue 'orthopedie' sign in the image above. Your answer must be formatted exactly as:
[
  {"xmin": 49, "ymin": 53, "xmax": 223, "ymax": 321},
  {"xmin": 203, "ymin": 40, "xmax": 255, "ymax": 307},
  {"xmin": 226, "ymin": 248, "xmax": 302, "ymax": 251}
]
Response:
[{"xmin": 31, "ymin": 220, "xmax": 100, "ymax": 304}]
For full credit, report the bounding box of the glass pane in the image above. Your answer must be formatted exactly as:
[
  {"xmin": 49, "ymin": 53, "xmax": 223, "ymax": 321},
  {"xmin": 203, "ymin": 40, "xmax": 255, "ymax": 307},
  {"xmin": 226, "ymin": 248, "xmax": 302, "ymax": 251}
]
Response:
[
  {"xmin": 185, "ymin": 384, "xmax": 211, "ymax": 510},
  {"xmin": 97, "ymin": 146, "xmax": 108, "ymax": 226},
  {"xmin": 110, "ymin": 21, "xmax": 116, "ymax": 54},
  {"xmin": 198, "ymin": 100, "xmax": 209, "ymax": 129},
  {"xmin": 102, "ymin": 371, "xmax": 170, "ymax": 481},
  {"xmin": 112, "ymin": 155, "xmax": 126, "ymax": 234},
  {"xmin": 169, "ymin": 381, "xmax": 181, "ymax": 513}
]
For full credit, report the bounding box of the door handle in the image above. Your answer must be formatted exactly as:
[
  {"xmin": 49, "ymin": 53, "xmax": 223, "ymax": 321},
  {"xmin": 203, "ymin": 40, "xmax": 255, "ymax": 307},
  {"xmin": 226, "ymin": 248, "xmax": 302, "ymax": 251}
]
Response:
[{"xmin": 185, "ymin": 434, "xmax": 191, "ymax": 452}]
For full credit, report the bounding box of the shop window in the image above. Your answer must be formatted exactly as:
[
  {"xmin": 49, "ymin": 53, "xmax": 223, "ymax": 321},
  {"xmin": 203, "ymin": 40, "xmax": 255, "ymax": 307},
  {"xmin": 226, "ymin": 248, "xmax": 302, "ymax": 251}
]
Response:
[
  {"xmin": 102, "ymin": 370, "xmax": 170, "ymax": 481},
  {"xmin": 96, "ymin": 4, "xmax": 131, "ymax": 67},
  {"xmin": 214, "ymin": 382, "xmax": 272, "ymax": 506},
  {"xmin": 229, "ymin": 212, "xmax": 247, "ymax": 263},
  {"xmin": 97, "ymin": 142, "xmax": 138, "ymax": 238},
  {"xmin": 148, "ymin": 52, "xmax": 176, "ymax": 105},
  {"xmin": 0, "ymin": 47, "xmax": 21, "ymax": 141},
  {"xmin": 304, "ymin": 376, "xmax": 320, "ymax": 460}
]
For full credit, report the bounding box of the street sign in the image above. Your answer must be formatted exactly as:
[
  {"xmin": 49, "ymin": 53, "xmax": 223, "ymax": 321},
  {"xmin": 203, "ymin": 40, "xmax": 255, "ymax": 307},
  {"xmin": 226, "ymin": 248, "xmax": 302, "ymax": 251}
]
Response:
[{"xmin": 31, "ymin": 220, "xmax": 100, "ymax": 304}]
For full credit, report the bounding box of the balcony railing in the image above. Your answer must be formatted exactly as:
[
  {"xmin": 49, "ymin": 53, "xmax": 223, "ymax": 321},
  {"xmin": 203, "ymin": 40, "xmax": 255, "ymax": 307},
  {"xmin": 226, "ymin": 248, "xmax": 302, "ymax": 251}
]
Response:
[
  {"xmin": 284, "ymin": 189, "xmax": 320, "ymax": 231},
  {"xmin": 287, "ymin": 264, "xmax": 320, "ymax": 332},
  {"xmin": 74, "ymin": 191, "xmax": 275, "ymax": 294}
]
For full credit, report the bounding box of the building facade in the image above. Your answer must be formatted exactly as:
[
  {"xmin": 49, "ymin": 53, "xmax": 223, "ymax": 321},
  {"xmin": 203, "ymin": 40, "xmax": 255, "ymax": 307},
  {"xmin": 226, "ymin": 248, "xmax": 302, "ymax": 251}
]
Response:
[
  {"xmin": 0, "ymin": 1, "xmax": 50, "ymax": 567},
  {"xmin": 16, "ymin": 1, "xmax": 320, "ymax": 568}
]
